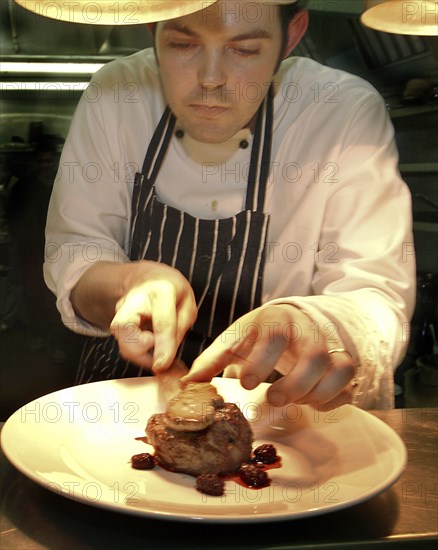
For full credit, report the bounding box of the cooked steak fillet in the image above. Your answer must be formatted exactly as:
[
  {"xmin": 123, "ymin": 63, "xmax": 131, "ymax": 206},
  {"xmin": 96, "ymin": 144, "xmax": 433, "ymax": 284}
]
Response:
[{"xmin": 146, "ymin": 383, "xmax": 254, "ymax": 475}]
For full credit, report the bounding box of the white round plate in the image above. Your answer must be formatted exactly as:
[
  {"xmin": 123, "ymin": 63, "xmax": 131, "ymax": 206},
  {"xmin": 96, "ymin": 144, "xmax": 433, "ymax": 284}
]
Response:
[{"xmin": 1, "ymin": 377, "xmax": 406, "ymax": 523}]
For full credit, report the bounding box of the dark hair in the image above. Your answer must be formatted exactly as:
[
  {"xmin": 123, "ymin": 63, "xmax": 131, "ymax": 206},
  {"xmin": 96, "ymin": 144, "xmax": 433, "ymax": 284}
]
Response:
[
  {"xmin": 279, "ymin": 0, "xmax": 308, "ymax": 54},
  {"xmin": 280, "ymin": 0, "xmax": 309, "ymax": 20}
]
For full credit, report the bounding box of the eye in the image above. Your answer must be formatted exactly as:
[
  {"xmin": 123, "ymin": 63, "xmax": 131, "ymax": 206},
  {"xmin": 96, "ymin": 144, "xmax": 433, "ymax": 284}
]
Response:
[
  {"xmin": 229, "ymin": 42, "xmax": 261, "ymax": 57},
  {"xmin": 167, "ymin": 42, "xmax": 196, "ymax": 51},
  {"xmin": 233, "ymin": 47, "xmax": 260, "ymax": 57}
]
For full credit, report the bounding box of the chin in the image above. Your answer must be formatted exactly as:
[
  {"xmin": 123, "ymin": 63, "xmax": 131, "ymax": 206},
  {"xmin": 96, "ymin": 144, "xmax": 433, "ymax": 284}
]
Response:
[
  {"xmin": 185, "ymin": 125, "xmax": 238, "ymax": 144},
  {"xmin": 174, "ymin": 110, "xmax": 240, "ymax": 144}
]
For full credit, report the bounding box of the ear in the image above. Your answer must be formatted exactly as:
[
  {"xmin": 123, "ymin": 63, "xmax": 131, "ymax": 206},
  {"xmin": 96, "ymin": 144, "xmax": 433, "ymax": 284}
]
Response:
[
  {"xmin": 283, "ymin": 10, "xmax": 309, "ymax": 58},
  {"xmin": 147, "ymin": 22, "xmax": 156, "ymax": 35}
]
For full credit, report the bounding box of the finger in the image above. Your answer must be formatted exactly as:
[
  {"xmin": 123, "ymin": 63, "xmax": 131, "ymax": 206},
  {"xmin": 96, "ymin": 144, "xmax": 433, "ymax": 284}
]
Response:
[
  {"xmin": 266, "ymin": 344, "xmax": 329, "ymax": 406},
  {"xmin": 111, "ymin": 294, "xmax": 155, "ymax": 366},
  {"xmin": 237, "ymin": 331, "xmax": 288, "ymax": 390},
  {"xmin": 298, "ymin": 350, "xmax": 355, "ymax": 406},
  {"xmin": 182, "ymin": 340, "xmax": 236, "ymax": 383},
  {"xmin": 111, "ymin": 321, "xmax": 155, "ymax": 368},
  {"xmin": 150, "ymin": 281, "xmax": 198, "ymax": 373},
  {"xmin": 182, "ymin": 315, "xmax": 271, "ymax": 384},
  {"xmin": 112, "ymin": 295, "xmax": 143, "ymax": 328},
  {"xmin": 223, "ymin": 364, "xmax": 242, "ymax": 378},
  {"xmin": 236, "ymin": 304, "xmax": 306, "ymax": 389},
  {"xmin": 175, "ymin": 292, "xmax": 198, "ymax": 346},
  {"xmin": 146, "ymin": 282, "xmax": 179, "ymax": 371},
  {"xmin": 184, "ymin": 306, "xmax": 293, "ymax": 387},
  {"xmin": 183, "ymin": 323, "xmax": 258, "ymax": 384}
]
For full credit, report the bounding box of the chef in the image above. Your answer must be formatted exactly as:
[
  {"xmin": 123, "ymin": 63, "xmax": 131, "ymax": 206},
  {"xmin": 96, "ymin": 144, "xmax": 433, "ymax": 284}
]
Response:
[{"xmin": 44, "ymin": 0, "xmax": 416, "ymax": 410}]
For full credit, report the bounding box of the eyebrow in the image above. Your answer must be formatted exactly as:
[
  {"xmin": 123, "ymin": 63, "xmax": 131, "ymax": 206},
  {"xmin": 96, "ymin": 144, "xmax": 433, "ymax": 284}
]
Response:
[{"xmin": 161, "ymin": 22, "xmax": 273, "ymax": 42}]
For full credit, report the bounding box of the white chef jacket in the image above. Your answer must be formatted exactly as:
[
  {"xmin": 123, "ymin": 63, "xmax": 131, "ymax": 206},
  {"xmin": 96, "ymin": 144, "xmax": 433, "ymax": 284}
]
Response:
[{"xmin": 44, "ymin": 49, "xmax": 416, "ymax": 409}]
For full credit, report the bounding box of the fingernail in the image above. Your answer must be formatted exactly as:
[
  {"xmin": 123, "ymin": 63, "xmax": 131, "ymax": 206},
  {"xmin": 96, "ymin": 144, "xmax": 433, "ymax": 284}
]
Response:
[
  {"xmin": 242, "ymin": 374, "xmax": 259, "ymax": 390},
  {"xmin": 152, "ymin": 353, "xmax": 167, "ymax": 372},
  {"xmin": 268, "ymin": 390, "xmax": 287, "ymax": 407}
]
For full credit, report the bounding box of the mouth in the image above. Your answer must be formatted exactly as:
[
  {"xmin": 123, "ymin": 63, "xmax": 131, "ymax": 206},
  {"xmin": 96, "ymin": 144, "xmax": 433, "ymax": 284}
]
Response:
[{"xmin": 190, "ymin": 104, "xmax": 229, "ymax": 117}]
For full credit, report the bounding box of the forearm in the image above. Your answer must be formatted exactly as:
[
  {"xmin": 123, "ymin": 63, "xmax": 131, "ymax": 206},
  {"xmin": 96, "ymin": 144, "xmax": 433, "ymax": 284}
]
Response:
[{"xmin": 70, "ymin": 261, "xmax": 132, "ymax": 331}]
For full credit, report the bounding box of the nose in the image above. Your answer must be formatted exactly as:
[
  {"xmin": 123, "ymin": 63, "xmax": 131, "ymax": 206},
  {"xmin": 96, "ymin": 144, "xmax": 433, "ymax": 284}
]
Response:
[{"xmin": 198, "ymin": 49, "xmax": 226, "ymax": 91}]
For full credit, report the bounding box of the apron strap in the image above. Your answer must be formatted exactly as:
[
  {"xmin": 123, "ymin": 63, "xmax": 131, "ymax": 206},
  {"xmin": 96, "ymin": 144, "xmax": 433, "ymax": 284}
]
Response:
[
  {"xmin": 140, "ymin": 106, "xmax": 176, "ymax": 183},
  {"xmin": 245, "ymin": 84, "xmax": 273, "ymax": 213}
]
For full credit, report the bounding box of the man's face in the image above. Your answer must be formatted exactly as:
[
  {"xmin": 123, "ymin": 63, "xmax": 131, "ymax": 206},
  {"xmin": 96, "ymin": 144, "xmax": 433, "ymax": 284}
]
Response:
[{"xmin": 155, "ymin": 0, "xmax": 283, "ymax": 144}]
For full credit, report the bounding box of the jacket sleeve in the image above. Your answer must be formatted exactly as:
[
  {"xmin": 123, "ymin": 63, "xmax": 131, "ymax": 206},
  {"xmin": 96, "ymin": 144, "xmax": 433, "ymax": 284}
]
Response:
[
  {"xmin": 267, "ymin": 91, "xmax": 416, "ymax": 409},
  {"xmin": 44, "ymin": 77, "xmax": 132, "ymax": 336}
]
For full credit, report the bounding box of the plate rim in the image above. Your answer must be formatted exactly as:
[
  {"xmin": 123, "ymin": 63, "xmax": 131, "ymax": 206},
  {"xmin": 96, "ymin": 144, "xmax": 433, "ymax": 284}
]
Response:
[{"xmin": 1, "ymin": 377, "xmax": 407, "ymax": 523}]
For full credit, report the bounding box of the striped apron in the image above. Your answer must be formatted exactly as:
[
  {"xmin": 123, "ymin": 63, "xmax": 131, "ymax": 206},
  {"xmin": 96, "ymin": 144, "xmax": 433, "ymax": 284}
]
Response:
[{"xmin": 76, "ymin": 87, "xmax": 273, "ymax": 384}]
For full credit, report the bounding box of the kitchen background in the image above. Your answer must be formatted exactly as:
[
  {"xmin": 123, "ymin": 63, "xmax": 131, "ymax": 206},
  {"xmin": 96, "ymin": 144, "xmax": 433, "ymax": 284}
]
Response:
[{"xmin": 0, "ymin": 0, "xmax": 437, "ymax": 418}]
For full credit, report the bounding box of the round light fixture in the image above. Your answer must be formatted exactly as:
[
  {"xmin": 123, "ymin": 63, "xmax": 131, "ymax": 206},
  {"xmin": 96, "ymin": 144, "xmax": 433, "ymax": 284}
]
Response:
[
  {"xmin": 361, "ymin": 0, "xmax": 438, "ymax": 36},
  {"xmin": 13, "ymin": 1, "xmax": 220, "ymax": 25}
]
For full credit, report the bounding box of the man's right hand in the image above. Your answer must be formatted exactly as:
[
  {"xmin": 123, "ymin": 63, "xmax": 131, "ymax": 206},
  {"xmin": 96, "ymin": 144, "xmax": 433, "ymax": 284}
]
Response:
[
  {"xmin": 111, "ymin": 262, "xmax": 197, "ymax": 371},
  {"xmin": 71, "ymin": 260, "xmax": 197, "ymax": 372}
]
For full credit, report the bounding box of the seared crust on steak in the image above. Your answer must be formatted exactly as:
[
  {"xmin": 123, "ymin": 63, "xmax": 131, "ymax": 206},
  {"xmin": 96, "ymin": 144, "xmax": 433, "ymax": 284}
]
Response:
[{"xmin": 146, "ymin": 383, "xmax": 254, "ymax": 475}]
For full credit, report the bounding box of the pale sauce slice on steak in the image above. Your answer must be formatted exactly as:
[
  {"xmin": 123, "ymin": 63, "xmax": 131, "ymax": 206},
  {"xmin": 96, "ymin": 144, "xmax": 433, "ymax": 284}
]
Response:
[{"xmin": 165, "ymin": 382, "xmax": 224, "ymax": 432}]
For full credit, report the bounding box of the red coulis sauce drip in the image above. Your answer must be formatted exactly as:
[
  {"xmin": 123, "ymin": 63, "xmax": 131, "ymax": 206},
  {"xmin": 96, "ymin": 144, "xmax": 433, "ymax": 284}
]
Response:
[
  {"xmin": 223, "ymin": 456, "xmax": 282, "ymax": 489},
  {"xmin": 132, "ymin": 439, "xmax": 281, "ymax": 493}
]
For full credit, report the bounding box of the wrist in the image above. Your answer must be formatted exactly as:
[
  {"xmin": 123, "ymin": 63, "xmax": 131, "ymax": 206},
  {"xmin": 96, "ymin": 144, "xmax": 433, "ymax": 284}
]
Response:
[
  {"xmin": 71, "ymin": 261, "xmax": 130, "ymax": 329},
  {"xmin": 267, "ymin": 302, "xmax": 347, "ymax": 352}
]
